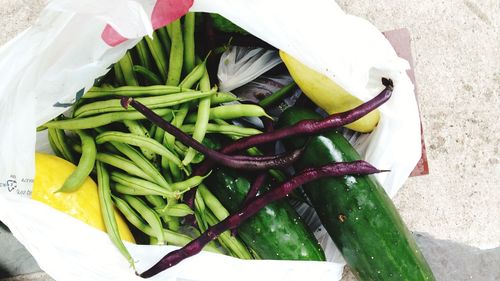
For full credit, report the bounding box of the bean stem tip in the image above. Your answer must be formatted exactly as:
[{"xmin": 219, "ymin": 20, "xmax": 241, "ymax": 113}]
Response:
[
  {"xmin": 381, "ymin": 77, "xmax": 393, "ymax": 89},
  {"xmin": 120, "ymin": 97, "xmax": 133, "ymax": 109}
]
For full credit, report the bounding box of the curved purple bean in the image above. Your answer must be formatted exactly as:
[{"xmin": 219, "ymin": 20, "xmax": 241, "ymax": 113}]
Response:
[
  {"xmin": 139, "ymin": 160, "xmax": 385, "ymax": 278},
  {"xmin": 192, "ymin": 78, "xmax": 393, "ymax": 176},
  {"xmin": 220, "ymin": 78, "xmax": 393, "ymax": 154},
  {"xmin": 120, "ymin": 97, "xmax": 304, "ymax": 171}
]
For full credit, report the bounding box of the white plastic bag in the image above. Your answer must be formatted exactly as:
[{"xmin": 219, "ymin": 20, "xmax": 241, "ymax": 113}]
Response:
[
  {"xmin": 0, "ymin": 0, "xmax": 421, "ymax": 280},
  {"xmin": 217, "ymin": 46, "xmax": 282, "ymax": 92}
]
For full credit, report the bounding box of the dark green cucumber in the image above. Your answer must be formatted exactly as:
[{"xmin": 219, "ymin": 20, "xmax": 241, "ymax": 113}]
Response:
[
  {"xmin": 278, "ymin": 107, "xmax": 435, "ymax": 281},
  {"xmin": 205, "ymin": 168, "xmax": 326, "ymax": 261}
]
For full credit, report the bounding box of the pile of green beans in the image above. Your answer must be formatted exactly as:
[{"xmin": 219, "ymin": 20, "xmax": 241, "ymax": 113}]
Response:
[{"xmin": 42, "ymin": 13, "xmax": 273, "ymax": 265}]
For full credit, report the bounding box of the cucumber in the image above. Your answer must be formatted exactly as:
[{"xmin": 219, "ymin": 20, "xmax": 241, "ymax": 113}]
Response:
[
  {"xmin": 205, "ymin": 168, "xmax": 326, "ymax": 261},
  {"xmin": 278, "ymin": 107, "xmax": 435, "ymax": 281}
]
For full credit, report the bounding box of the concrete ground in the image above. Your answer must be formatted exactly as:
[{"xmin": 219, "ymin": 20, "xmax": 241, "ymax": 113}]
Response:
[
  {"xmin": 0, "ymin": 0, "xmax": 498, "ymax": 280},
  {"xmin": 336, "ymin": 0, "xmax": 500, "ymax": 251}
]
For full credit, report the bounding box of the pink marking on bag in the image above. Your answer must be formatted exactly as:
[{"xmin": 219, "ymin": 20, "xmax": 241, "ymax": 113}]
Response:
[
  {"xmin": 101, "ymin": 25, "xmax": 125, "ymax": 47},
  {"xmin": 151, "ymin": 0, "xmax": 193, "ymax": 29},
  {"xmin": 101, "ymin": 0, "xmax": 193, "ymax": 47}
]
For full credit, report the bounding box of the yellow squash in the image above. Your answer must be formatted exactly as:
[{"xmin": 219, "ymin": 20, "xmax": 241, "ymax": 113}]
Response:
[
  {"xmin": 280, "ymin": 51, "xmax": 380, "ymax": 132},
  {"xmin": 32, "ymin": 152, "xmax": 135, "ymax": 243}
]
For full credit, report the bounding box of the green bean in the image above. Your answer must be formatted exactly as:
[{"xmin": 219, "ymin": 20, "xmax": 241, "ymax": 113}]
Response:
[
  {"xmin": 198, "ymin": 184, "xmax": 230, "ymax": 221},
  {"xmin": 118, "ymin": 52, "xmax": 139, "ymax": 86},
  {"xmin": 80, "ymin": 84, "xmax": 113, "ymax": 99},
  {"xmin": 148, "ymin": 124, "xmax": 157, "ymax": 140},
  {"xmin": 48, "ymin": 128, "xmax": 75, "ymax": 164},
  {"xmin": 145, "ymin": 31, "xmax": 168, "ymax": 82},
  {"xmin": 162, "ymin": 199, "xmax": 180, "ymax": 231},
  {"xmin": 166, "ymin": 156, "xmax": 183, "ymax": 181},
  {"xmin": 164, "ymin": 104, "xmax": 189, "ymax": 148},
  {"xmin": 111, "ymin": 171, "xmax": 177, "ymax": 197},
  {"xmin": 159, "ymin": 132, "xmax": 181, "ymax": 181},
  {"xmin": 58, "ymin": 130, "xmax": 96, "ymax": 192},
  {"xmin": 162, "ymin": 167, "xmax": 173, "ymax": 185},
  {"xmin": 165, "ymin": 53, "xmax": 209, "ymax": 172},
  {"xmin": 194, "ymin": 190, "xmax": 208, "ymax": 231},
  {"xmin": 109, "ymin": 142, "xmax": 169, "ymax": 189},
  {"xmin": 153, "ymin": 125, "xmax": 165, "ymax": 144},
  {"xmin": 122, "ymin": 195, "xmax": 165, "ymax": 245},
  {"xmin": 190, "ymin": 152, "xmax": 205, "ymax": 164},
  {"xmin": 132, "ymin": 65, "xmax": 162, "ymax": 85},
  {"xmin": 195, "ymin": 185, "xmax": 238, "ymax": 253},
  {"xmin": 168, "ymin": 138, "xmax": 204, "ymax": 163},
  {"xmin": 184, "ymin": 104, "xmax": 271, "ymax": 123},
  {"xmin": 113, "ymin": 63, "xmax": 125, "ymax": 86},
  {"xmin": 157, "ymin": 27, "xmax": 171, "ymax": 55},
  {"xmin": 95, "ymin": 152, "xmax": 155, "ymax": 182},
  {"xmin": 168, "ymin": 219, "xmax": 180, "ymax": 232},
  {"xmin": 208, "ymin": 92, "xmax": 239, "ymax": 104},
  {"xmin": 155, "ymin": 203, "xmax": 193, "ymax": 217},
  {"xmin": 134, "ymin": 40, "xmax": 153, "ymax": 71},
  {"xmin": 163, "ymin": 112, "xmax": 188, "ymax": 178},
  {"xmin": 204, "ymin": 210, "xmax": 253, "ymax": 259},
  {"xmin": 170, "ymin": 174, "xmax": 208, "ymax": 192},
  {"xmin": 112, "ymin": 195, "xmax": 221, "ymax": 253},
  {"xmin": 48, "ymin": 130, "xmax": 64, "ymax": 158},
  {"xmin": 110, "ymin": 170, "xmax": 169, "ymax": 195},
  {"xmin": 69, "ymin": 103, "xmax": 86, "ymax": 122},
  {"xmin": 183, "ymin": 13, "xmax": 196, "ymax": 74},
  {"xmin": 183, "ymin": 68, "xmax": 211, "ymax": 165},
  {"xmin": 113, "ymin": 194, "xmax": 152, "ymax": 235},
  {"xmin": 44, "ymin": 108, "xmax": 172, "ymax": 130},
  {"xmin": 123, "ymin": 120, "xmax": 149, "ymax": 138},
  {"xmin": 115, "ymin": 50, "xmax": 159, "ymax": 183},
  {"xmin": 145, "ymin": 195, "xmax": 167, "ymax": 208},
  {"xmin": 180, "ymin": 123, "xmax": 262, "ymax": 138},
  {"xmin": 96, "ymin": 161, "xmax": 135, "ymax": 269},
  {"xmin": 149, "ymin": 236, "xmax": 159, "ymax": 245},
  {"xmin": 152, "ymin": 113, "xmax": 171, "ymax": 144},
  {"xmin": 258, "ymin": 81, "xmax": 297, "ymax": 108},
  {"xmin": 83, "ymin": 85, "xmax": 186, "ymax": 99},
  {"xmin": 113, "ymin": 182, "xmax": 178, "ymax": 198},
  {"xmin": 166, "ymin": 19, "xmax": 183, "ymax": 86},
  {"xmin": 165, "ymin": 61, "xmax": 208, "ymax": 164},
  {"xmin": 211, "ymin": 232, "xmax": 233, "ymax": 257},
  {"xmin": 123, "ymin": 120, "xmax": 155, "ymax": 161},
  {"xmin": 178, "ymin": 60, "xmax": 206, "ymax": 89},
  {"xmin": 96, "ymin": 131, "xmax": 183, "ymax": 170},
  {"xmin": 74, "ymin": 89, "xmax": 215, "ymax": 117},
  {"xmin": 37, "ymin": 125, "xmax": 48, "ymax": 132},
  {"xmin": 103, "ymin": 142, "xmax": 121, "ymax": 156},
  {"xmin": 59, "ymin": 129, "xmax": 77, "ymax": 164},
  {"xmin": 174, "ymin": 140, "xmax": 188, "ymax": 153}
]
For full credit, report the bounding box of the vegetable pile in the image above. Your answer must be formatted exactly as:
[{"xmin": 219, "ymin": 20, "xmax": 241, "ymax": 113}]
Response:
[{"xmin": 39, "ymin": 12, "xmax": 435, "ymax": 281}]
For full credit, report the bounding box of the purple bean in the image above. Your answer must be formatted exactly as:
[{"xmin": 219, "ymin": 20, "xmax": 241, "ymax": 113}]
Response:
[
  {"xmin": 228, "ymin": 148, "xmax": 302, "ymax": 162},
  {"xmin": 139, "ymin": 160, "xmax": 385, "ymax": 278},
  {"xmin": 192, "ymin": 78, "xmax": 393, "ymax": 176},
  {"xmin": 121, "ymin": 97, "xmax": 304, "ymax": 170},
  {"xmin": 230, "ymin": 172, "xmax": 268, "ymax": 236},
  {"xmin": 241, "ymin": 172, "xmax": 267, "ymax": 209},
  {"xmin": 220, "ymin": 78, "xmax": 393, "ymax": 154}
]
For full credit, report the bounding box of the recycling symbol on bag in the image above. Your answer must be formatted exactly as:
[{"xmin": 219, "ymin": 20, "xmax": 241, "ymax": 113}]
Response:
[{"xmin": 6, "ymin": 179, "xmax": 17, "ymax": 192}]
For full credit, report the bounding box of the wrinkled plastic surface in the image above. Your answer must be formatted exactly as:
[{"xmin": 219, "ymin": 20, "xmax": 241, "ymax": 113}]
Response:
[
  {"xmin": 0, "ymin": 0, "xmax": 421, "ymax": 280},
  {"xmin": 218, "ymin": 46, "xmax": 282, "ymax": 92}
]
